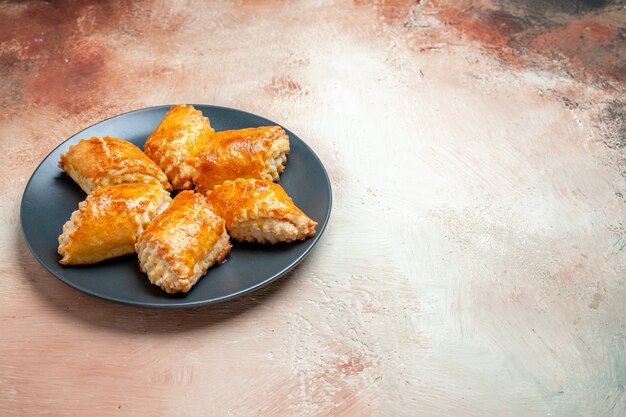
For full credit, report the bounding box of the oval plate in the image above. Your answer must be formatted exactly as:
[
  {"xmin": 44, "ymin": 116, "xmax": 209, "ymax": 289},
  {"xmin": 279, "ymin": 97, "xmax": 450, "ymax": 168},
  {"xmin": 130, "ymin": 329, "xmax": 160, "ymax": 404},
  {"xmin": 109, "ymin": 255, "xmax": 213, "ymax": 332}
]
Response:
[{"xmin": 20, "ymin": 105, "xmax": 332, "ymax": 308}]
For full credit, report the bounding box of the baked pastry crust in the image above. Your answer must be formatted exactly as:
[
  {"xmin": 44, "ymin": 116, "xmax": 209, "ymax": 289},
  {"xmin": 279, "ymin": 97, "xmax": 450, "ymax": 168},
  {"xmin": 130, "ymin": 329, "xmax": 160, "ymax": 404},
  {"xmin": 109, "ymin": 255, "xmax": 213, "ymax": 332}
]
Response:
[
  {"xmin": 144, "ymin": 104, "xmax": 214, "ymax": 190},
  {"xmin": 193, "ymin": 126, "xmax": 289, "ymax": 193},
  {"xmin": 58, "ymin": 184, "xmax": 172, "ymax": 265},
  {"xmin": 205, "ymin": 178, "xmax": 316, "ymax": 244},
  {"xmin": 136, "ymin": 191, "xmax": 232, "ymax": 294},
  {"xmin": 58, "ymin": 136, "xmax": 172, "ymax": 194}
]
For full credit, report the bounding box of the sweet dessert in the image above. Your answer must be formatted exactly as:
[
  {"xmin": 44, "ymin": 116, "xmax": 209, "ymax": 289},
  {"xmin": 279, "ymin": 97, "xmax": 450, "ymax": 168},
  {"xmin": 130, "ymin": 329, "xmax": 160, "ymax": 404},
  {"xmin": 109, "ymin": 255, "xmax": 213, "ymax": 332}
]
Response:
[
  {"xmin": 58, "ymin": 136, "xmax": 171, "ymax": 194},
  {"xmin": 57, "ymin": 183, "xmax": 172, "ymax": 265},
  {"xmin": 205, "ymin": 178, "xmax": 316, "ymax": 244},
  {"xmin": 193, "ymin": 126, "xmax": 289, "ymax": 193},
  {"xmin": 144, "ymin": 104, "xmax": 214, "ymax": 190},
  {"xmin": 135, "ymin": 191, "xmax": 232, "ymax": 294}
]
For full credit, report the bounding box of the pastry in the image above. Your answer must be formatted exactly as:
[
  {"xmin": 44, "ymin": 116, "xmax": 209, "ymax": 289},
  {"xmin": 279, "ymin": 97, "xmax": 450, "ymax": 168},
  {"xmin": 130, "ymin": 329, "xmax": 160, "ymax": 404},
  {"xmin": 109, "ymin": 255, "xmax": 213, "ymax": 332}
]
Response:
[
  {"xmin": 58, "ymin": 136, "xmax": 172, "ymax": 194},
  {"xmin": 135, "ymin": 191, "xmax": 232, "ymax": 294},
  {"xmin": 193, "ymin": 126, "xmax": 289, "ymax": 193},
  {"xmin": 205, "ymin": 178, "xmax": 316, "ymax": 244},
  {"xmin": 58, "ymin": 183, "xmax": 172, "ymax": 265},
  {"xmin": 144, "ymin": 104, "xmax": 214, "ymax": 190}
]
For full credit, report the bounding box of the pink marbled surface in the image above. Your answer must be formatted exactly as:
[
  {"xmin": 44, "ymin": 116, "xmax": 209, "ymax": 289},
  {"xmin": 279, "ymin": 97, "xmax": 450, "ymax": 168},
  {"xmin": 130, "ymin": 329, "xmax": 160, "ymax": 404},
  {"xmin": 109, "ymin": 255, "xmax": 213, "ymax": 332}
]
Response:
[{"xmin": 1, "ymin": 1, "xmax": 624, "ymax": 416}]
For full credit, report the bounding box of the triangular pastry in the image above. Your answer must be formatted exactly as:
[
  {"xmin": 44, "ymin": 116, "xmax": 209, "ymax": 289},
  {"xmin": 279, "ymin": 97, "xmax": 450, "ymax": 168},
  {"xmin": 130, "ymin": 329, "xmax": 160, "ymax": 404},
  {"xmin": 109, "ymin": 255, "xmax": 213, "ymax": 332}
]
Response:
[
  {"xmin": 193, "ymin": 126, "xmax": 289, "ymax": 193},
  {"xmin": 205, "ymin": 178, "xmax": 316, "ymax": 244},
  {"xmin": 59, "ymin": 136, "xmax": 171, "ymax": 194},
  {"xmin": 58, "ymin": 183, "xmax": 172, "ymax": 265}
]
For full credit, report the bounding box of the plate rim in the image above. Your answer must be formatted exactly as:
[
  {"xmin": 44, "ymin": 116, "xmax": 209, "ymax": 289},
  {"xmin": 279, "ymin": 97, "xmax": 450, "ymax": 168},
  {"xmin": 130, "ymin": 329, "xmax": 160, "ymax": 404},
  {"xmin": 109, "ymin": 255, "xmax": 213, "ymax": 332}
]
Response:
[{"xmin": 19, "ymin": 104, "xmax": 333, "ymax": 308}]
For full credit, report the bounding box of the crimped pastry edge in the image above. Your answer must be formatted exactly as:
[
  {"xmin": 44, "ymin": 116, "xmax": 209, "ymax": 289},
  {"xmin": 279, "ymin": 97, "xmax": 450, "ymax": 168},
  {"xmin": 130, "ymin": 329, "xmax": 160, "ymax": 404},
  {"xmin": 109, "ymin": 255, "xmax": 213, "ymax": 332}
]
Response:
[
  {"xmin": 136, "ymin": 228, "xmax": 232, "ymax": 294},
  {"xmin": 57, "ymin": 187, "xmax": 172, "ymax": 265}
]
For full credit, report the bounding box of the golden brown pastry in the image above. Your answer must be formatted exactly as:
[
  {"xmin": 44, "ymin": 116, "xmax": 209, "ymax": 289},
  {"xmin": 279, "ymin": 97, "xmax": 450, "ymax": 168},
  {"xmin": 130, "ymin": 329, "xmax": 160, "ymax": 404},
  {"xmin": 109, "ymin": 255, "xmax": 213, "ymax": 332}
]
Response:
[
  {"xmin": 135, "ymin": 191, "xmax": 232, "ymax": 294},
  {"xmin": 58, "ymin": 184, "xmax": 172, "ymax": 265},
  {"xmin": 206, "ymin": 178, "xmax": 316, "ymax": 244},
  {"xmin": 58, "ymin": 136, "xmax": 172, "ymax": 194},
  {"xmin": 144, "ymin": 104, "xmax": 214, "ymax": 190},
  {"xmin": 193, "ymin": 126, "xmax": 289, "ymax": 193}
]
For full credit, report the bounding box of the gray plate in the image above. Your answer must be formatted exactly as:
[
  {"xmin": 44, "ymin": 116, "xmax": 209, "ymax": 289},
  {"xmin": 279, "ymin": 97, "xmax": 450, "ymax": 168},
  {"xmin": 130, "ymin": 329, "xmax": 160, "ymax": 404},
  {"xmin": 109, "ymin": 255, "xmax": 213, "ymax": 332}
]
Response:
[{"xmin": 20, "ymin": 105, "xmax": 332, "ymax": 308}]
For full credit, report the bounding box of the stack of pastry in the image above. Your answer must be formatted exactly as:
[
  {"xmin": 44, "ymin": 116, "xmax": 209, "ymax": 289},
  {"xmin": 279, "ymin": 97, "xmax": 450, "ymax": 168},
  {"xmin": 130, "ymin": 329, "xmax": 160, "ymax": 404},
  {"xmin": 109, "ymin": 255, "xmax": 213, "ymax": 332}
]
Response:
[{"xmin": 57, "ymin": 105, "xmax": 317, "ymax": 294}]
